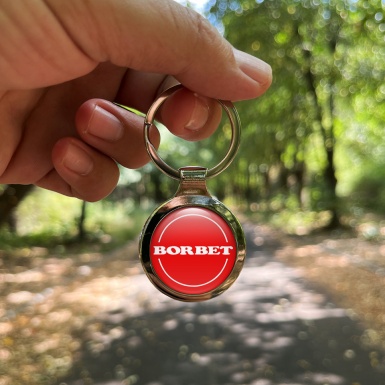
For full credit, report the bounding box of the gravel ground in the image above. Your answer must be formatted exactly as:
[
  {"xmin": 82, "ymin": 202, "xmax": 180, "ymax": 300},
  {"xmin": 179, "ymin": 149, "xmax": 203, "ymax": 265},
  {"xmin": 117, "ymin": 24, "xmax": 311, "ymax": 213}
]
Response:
[{"xmin": 1, "ymin": 224, "xmax": 385, "ymax": 385}]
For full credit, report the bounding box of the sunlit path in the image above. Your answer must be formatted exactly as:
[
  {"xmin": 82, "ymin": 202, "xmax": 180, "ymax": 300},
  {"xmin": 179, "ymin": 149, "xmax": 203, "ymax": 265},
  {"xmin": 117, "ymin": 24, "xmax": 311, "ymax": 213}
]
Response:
[{"xmin": 60, "ymin": 225, "xmax": 385, "ymax": 385}]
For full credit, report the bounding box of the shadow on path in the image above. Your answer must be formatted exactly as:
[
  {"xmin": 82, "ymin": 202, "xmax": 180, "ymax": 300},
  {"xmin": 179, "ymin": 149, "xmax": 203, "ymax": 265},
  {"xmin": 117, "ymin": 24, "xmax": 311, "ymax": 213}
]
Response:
[{"xmin": 62, "ymin": 224, "xmax": 385, "ymax": 385}]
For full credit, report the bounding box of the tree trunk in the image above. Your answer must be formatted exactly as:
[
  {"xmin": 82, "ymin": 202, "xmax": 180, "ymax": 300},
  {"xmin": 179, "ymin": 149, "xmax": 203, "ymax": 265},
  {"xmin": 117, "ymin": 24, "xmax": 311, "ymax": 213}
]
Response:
[
  {"xmin": 323, "ymin": 147, "xmax": 340, "ymax": 229},
  {"xmin": 0, "ymin": 184, "xmax": 34, "ymax": 230},
  {"xmin": 302, "ymin": 48, "xmax": 340, "ymax": 228},
  {"xmin": 77, "ymin": 200, "xmax": 87, "ymax": 241}
]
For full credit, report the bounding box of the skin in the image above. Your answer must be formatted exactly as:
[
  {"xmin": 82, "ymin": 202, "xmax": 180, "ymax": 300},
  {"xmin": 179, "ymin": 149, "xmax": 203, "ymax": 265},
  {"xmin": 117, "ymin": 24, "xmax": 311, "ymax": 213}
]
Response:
[{"xmin": 0, "ymin": 0, "xmax": 272, "ymax": 202}]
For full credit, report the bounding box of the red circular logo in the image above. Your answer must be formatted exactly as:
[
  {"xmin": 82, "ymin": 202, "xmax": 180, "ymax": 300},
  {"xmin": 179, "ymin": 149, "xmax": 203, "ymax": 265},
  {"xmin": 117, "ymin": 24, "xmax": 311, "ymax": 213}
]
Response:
[{"xmin": 149, "ymin": 207, "xmax": 237, "ymax": 295}]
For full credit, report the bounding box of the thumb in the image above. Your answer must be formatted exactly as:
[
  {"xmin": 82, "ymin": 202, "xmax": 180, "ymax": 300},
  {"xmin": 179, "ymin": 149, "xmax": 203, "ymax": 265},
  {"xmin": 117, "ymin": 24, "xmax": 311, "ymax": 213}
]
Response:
[
  {"xmin": 2, "ymin": 0, "xmax": 271, "ymax": 101},
  {"xmin": 83, "ymin": 0, "xmax": 272, "ymax": 100}
]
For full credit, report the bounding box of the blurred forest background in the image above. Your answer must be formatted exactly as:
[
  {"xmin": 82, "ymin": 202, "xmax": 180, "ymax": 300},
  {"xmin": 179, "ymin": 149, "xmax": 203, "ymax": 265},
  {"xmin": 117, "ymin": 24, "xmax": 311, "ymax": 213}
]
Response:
[
  {"xmin": 2, "ymin": 1, "xmax": 385, "ymax": 385},
  {"xmin": 1, "ymin": 0, "xmax": 385, "ymax": 244}
]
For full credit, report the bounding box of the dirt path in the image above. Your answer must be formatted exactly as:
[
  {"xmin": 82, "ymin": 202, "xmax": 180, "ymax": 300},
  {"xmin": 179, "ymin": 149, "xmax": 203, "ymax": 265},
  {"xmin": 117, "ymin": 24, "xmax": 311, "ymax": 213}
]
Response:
[{"xmin": 1, "ymin": 224, "xmax": 385, "ymax": 385}]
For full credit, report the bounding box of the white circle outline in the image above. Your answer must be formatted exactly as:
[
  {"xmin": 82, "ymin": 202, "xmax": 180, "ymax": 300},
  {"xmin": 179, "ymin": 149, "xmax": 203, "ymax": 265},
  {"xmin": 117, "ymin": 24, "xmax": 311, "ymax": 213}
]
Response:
[
  {"xmin": 153, "ymin": 211, "xmax": 234, "ymax": 288},
  {"xmin": 158, "ymin": 214, "xmax": 228, "ymax": 242},
  {"xmin": 158, "ymin": 258, "xmax": 229, "ymax": 288}
]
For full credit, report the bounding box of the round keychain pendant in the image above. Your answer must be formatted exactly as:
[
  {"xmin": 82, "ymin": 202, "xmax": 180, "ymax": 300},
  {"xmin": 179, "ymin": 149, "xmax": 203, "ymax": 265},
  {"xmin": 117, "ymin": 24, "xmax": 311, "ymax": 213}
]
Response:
[{"xmin": 139, "ymin": 85, "xmax": 246, "ymax": 302}]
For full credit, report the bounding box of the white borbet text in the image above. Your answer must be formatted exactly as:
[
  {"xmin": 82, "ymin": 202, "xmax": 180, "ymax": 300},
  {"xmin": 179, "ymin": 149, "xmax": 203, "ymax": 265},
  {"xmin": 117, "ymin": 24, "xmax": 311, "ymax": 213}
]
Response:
[{"xmin": 153, "ymin": 246, "xmax": 234, "ymax": 255}]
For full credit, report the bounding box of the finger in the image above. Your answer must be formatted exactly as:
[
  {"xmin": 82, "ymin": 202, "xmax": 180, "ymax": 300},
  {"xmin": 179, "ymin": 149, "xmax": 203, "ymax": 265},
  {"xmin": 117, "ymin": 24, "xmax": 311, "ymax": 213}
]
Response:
[
  {"xmin": 75, "ymin": 100, "xmax": 160, "ymax": 169},
  {"xmin": 46, "ymin": 137, "xmax": 120, "ymax": 201},
  {"xmin": 6, "ymin": 0, "xmax": 272, "ymax": 100},
  {"xmin": 159, "ymin": 87, "xmax": 222, "ymax": 142},
  {"xmin": 113, "ymin": 73, "xmax": 223, "ymax": 139},
  {"xmin": 0, "ymin": 63, "xmax": 126, "ymax": 185},
  {"xmin": 76, "ymin": 88, "xmax": 222, "ymax": 169}
]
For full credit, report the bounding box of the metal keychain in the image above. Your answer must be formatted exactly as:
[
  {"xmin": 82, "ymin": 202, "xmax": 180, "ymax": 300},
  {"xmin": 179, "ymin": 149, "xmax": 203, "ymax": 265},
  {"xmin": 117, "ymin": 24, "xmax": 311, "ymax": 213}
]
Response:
[{"xmin": 139, "ymin": 84, "xmax": 246, "ymax": 302}]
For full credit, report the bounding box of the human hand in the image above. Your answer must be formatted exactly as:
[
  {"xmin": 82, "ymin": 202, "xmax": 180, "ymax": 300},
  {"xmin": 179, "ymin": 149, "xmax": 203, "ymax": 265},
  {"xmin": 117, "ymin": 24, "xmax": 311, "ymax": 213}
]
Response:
[{"xmin": 0, "ymin": 0, "xmax": 272, "ymax": 201}]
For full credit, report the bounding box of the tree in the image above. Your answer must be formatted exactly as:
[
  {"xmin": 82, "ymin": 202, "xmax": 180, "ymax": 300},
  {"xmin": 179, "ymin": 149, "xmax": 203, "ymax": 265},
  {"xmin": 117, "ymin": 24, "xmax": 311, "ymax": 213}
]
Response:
[
  {"xmin": 209, "ymin": 0, "xmax": 385, "ymax": 227},
  {"xmin": 0, "ymin": 184, "xmax": 34, "ymax": 230}
]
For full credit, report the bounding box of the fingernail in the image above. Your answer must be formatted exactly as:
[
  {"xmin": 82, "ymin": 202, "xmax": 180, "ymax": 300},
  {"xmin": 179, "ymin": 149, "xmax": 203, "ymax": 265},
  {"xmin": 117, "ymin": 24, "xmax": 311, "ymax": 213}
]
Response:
[
  {"xmin": 87, "ymin": 105, "xmax": 124, "ymax": 141},
  {"xmin": 234, "ymin": 49, "xmax": 273, "ymax": 86},
  {"xmin": 63, "ymin": 142, "xmax": 94, "ymax": 175},
  {"xmin": 185, "ymin": 94, "xmax": 210, "ymax": 131}
]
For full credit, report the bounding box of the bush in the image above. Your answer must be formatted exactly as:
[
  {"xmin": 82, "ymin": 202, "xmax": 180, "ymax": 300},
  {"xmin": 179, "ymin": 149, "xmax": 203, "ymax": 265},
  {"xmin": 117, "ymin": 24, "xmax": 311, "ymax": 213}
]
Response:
[{"xmin": 350, "ymin": 164, "xmax": 385, "ymax": 214}]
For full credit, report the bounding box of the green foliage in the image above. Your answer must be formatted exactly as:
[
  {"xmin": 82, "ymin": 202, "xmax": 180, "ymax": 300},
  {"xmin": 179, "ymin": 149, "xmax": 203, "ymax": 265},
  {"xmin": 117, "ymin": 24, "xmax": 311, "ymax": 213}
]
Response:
[
  {"xmin": 0, "ymin": 188, "xmax": 152, "ymax": 253},
  {"xmin": 15, "ymin": 188, "xmax": 81, "ymax": 237},
  {"xmin": 204, "ymin": 0, "xmax": 385, "ymax": 223},
  {"xmin": 350, "ymin": 162, "xmax": 385, "ymax": 213}
]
